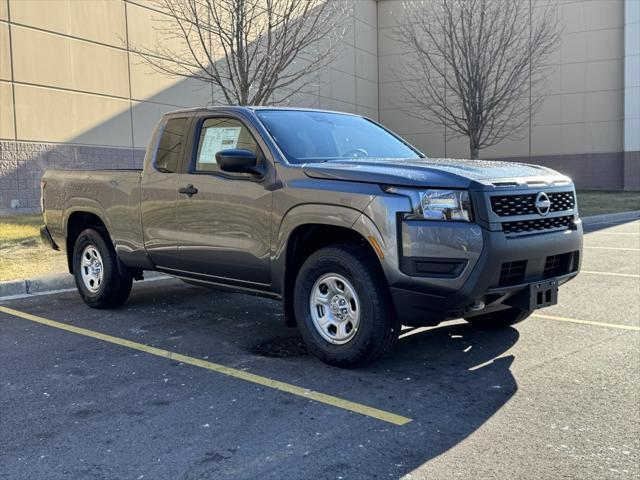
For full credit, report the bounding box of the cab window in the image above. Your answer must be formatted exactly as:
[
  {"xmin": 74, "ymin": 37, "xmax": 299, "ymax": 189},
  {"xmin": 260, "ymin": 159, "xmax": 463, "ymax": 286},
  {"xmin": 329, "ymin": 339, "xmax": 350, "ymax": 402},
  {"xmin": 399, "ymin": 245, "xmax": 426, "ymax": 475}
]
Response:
[
  {"xmin": 195, "ymin": 118, "xmax": 259, "ymax": 173},
  {"xmin": 155, "ymin": 117, "xmax": 187, "ymax": 173}
]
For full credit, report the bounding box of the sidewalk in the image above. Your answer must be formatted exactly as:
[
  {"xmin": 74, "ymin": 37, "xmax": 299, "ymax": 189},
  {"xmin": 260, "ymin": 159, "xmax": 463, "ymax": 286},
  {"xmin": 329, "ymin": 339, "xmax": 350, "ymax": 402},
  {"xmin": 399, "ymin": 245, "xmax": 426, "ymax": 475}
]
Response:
[{"xmin": 0, "ymin": 271, "xmax": 169, "ymax": 301}]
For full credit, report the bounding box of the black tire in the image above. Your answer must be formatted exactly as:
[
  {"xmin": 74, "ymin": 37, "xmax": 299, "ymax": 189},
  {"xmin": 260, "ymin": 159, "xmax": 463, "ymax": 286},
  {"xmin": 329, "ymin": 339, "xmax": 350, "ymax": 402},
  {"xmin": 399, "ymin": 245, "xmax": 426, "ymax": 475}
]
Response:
[
  {"xmin": 72, "ymin": 228, "xmax": 132, "ymax": 309},
  {"xmin": 293, "ymin": 245, "xmax": 399, "ymax": 368},
  {"xmin": 464, "ymin": 307, "xmax": 532, "ymax": 329}
]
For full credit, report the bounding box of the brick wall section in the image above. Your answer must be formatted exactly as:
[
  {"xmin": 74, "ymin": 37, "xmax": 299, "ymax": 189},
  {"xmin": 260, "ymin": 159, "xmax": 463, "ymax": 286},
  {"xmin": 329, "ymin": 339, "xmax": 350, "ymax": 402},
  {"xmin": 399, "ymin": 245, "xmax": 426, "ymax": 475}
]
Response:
[
  {"xmin": 0, "ymin": 141, "xmax": 145, "ymax": 212},
  {"xmin": 623, "ymin": 152, "xmax": 640, "ymax": 191}
]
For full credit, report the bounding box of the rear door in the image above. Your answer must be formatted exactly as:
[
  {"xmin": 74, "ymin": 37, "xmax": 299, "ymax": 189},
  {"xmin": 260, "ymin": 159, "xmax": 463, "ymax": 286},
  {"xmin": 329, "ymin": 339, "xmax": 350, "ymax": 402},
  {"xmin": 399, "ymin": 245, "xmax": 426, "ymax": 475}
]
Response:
[
  {"xmin": 140, "ymin": 116, "xmax": 190, "ymax": 269},
  {"xmin": 172, "ymin": 114, "xmax": 273, "ymax": 286}
]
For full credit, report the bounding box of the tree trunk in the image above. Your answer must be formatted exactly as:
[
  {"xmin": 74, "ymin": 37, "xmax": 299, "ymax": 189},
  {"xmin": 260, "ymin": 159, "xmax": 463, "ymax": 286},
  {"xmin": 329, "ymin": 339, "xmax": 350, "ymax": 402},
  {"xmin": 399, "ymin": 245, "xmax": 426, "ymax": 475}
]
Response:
[{"xmin": 469, "ymin": 142, "xmax": 479, "ymax": 159}]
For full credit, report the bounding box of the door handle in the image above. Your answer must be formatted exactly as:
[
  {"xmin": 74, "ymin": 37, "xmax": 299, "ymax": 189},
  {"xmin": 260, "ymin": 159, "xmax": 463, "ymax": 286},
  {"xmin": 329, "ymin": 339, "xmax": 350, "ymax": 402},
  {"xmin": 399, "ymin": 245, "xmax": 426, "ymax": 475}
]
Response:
[{"xmin": 178, "ymin": 184, "xmax": 198, "ymax": 197}]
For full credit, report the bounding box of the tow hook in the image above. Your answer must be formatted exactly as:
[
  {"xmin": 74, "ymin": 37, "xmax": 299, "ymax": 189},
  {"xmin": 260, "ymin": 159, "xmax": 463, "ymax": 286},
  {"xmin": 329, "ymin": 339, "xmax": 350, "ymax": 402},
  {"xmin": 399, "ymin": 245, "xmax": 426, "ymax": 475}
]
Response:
[{"xmin": 467, "ymin": 299, "xmax": 486, "ymax": 313}]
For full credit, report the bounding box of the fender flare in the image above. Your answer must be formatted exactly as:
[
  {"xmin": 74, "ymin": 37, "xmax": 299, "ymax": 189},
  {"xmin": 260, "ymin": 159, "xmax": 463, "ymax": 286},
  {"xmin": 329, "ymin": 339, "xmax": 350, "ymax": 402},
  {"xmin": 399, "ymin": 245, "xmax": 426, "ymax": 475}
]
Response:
[
  {"xmin": 273, "ymin": 203, "xmax": 365, "ymax": 292},
  {"xmin": 63, "ymin": 202, "xmax": 127, "ymax": 275}
]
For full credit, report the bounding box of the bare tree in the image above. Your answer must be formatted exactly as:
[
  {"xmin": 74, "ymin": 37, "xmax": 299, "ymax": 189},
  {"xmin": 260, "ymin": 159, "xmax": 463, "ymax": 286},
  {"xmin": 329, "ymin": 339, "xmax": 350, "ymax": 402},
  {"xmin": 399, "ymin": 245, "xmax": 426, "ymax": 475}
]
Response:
[
  {"xmin": 136, "ymin": 0, "xmax": 351, "ymax": 106},
  {"xmin": 394, "ymin": 0, "xmax": 560, "ymax": 159}
]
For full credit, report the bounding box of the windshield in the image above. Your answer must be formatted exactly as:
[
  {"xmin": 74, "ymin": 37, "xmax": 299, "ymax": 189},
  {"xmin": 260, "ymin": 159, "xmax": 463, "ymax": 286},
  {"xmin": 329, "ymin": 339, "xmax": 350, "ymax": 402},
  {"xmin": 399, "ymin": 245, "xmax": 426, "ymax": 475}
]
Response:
[{"xmin": 255, "ymin": 110, "xmax": 422, "ymax": 164}]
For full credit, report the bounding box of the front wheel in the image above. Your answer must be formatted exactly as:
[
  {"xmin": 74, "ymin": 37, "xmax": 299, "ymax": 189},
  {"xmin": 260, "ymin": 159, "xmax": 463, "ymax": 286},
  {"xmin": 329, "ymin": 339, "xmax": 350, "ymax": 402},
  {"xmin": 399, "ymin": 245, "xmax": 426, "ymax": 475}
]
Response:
[
  {"xmin": 293, "ymin": 245, "xmax": 399, "ymax": 368},
  {"xmin": 72, "ymin": 228, "xmax": 132, "ymax": 309},
  {"xmin": 464, "ymin": 307, "xmax": 532, "ymax": 329}
]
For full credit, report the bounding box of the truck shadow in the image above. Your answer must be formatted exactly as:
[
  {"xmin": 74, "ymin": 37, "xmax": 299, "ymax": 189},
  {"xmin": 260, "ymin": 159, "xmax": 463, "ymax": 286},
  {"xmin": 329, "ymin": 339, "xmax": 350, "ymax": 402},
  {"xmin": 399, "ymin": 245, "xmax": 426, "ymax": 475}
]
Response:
[
  {"xmin": 343, "ymin": 323, "xmax": 519, "ymax": 478},
  {"xmin": 121, "ymin": 282, "xmax": 520, "ymax": 479}
]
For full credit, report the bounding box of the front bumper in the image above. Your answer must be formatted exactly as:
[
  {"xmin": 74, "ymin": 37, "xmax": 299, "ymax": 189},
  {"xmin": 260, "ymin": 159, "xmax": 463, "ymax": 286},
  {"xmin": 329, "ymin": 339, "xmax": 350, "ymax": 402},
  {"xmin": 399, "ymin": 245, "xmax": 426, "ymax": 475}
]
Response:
[{"xmin": 390, "ymin": 220, "xmax": 583, "ymax": 326}]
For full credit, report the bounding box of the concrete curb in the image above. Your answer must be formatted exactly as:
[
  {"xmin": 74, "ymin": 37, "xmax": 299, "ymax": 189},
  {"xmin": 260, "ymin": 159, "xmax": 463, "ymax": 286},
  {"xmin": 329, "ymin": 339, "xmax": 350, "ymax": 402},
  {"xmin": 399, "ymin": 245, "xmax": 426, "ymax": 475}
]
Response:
[
  {"xmin": 0, "ymin": 271, "xmax": 168, "ymax": 301},
  {"xmin": 581, "ymin": 210, "xmax": 640, "ymax": 226}
]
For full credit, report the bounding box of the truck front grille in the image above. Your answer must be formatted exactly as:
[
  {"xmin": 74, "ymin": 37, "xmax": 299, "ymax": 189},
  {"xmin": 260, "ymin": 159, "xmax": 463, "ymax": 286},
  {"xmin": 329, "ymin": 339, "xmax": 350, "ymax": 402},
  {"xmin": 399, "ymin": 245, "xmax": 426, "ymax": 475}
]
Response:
[
  {"xmin": 496, "ymin": 252, "xmax": 579, "ymax": 288},
  {"xmin": 490, "ymin": 191, "xmax": 575, "ymax": 217},
  {"xmin": 498, "ymin": 260, "xmax": 527, "ymax": 286},
  {"xmin": 543, "ymin": 251, "xmax": 580, "ymax": 279},
  {"xmin": 501, "ymin": 215, "xmax": 574, "ymax": 235}
]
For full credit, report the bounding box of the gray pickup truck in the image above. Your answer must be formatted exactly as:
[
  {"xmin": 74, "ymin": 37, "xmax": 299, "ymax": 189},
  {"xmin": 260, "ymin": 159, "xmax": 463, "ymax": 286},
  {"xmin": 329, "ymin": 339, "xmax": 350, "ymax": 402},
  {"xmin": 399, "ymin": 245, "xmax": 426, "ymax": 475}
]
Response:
[{"xmin": 41, "ymin": 107, "xmax": 583, "ymax": 367}]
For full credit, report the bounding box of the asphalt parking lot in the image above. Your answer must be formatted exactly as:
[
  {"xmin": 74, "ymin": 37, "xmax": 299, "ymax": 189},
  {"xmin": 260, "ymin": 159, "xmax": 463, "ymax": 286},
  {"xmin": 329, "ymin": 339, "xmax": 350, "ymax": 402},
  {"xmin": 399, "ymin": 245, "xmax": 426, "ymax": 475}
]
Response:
[{"xmin": 1, "ymin": 220, "xmax": 638, "ymax": 480}]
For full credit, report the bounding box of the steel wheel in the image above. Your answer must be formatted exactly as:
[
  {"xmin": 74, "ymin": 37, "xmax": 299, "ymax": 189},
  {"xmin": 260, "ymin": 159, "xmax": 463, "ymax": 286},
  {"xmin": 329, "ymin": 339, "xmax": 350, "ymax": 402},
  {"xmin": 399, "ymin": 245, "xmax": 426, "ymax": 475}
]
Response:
[
  {"xmin": 309, "ymin": 273, "xmax": 360, "ymax": 345},
  {"xmin": 80, "ymin": 245, "xmax": 104, "ymax": 293}
]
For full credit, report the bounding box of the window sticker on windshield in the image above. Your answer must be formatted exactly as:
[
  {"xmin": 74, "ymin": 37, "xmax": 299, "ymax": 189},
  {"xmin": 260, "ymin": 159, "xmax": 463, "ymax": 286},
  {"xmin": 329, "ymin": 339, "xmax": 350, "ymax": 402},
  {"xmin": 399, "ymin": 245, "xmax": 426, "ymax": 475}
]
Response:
[{"xmin": 199, "ymin": 127, "xmax": 242, "ymax": 164}]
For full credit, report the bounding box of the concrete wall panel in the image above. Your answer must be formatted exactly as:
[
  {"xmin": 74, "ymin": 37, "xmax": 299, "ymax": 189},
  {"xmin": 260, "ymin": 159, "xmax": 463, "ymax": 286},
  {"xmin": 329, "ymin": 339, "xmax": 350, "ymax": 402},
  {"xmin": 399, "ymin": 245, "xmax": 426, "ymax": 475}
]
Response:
[
  {"xmin": 129, "ymin": 53, "xmax": 212, "ymax": 108},
  {"xmin": 377, "ymin": 0, "xmax": 405, "ymax": 30},
  {"xmin": 356, "ymin": 104, "xmax": 379, "ymax": 121},
  {"xmin": 560, "ymin": 0, "xmax": 625, "ymax": 34},
  {"xmin": 125, "ymin": 1, "xmax": 186, "ymax": 56},
  {"xmin": 445, "ymin": 135, "xmax": 472, "ymax": 160},
  {"xmin": 555, "ymin": 59, "xmax": 624, "ymax": 95},
  {"xmin": 0, "ymin": 81, "xmax": 14, "ymax": 139},
  {"xmin": 560, "ymin": 28, "xmax": 624, "ymax": 64},
  {"xmin": 402, "ymin": 132, "xmax": 445, "ymax": 157},
  {"xmin": 379, "ymin": 107, "xmax": 440, "ymax": 136},
  {"xmin": 12, "ymin": 26, "xmax": 130, "ymax": 98},
  {"xmin": 481, "ymin": 136, "xmax": 530, "ymax": 159},
  {"xmin": 355, "ymin": 20, "xmax": 377, "ymax": 56},
  {"xmin": 318, "ymin": 97, "xmax": 357, "ymax": 115},
  {"xmin": 130, "ymin": 100, "xmax": 175, "ymax": 149},
  {"xmin": 356, "ymin": 77, "xmax": 378, "ymax": 110},
  {"xmin": 559, "ymin": 90, "xmax": 624, "ymax": 125},
  {"xmin": 9, "ymin": 0, "xmax": 126, "ymax": 47},
  {"xmin": 355, "ymin": 49, "xmax": 378, "ymax": 82},
  {"xmin": 319, "ymin": 68, "xmax": 357, "ymax": 105},
  {"xmin": 332, "ymin": 40, "xmax": 356, "ymax": 77},
  {"xmin": 14, "ymin": 84, "xmax": 132, "ymax": 146},
  {"xmin": 0, "ymin": 22, "xmax": 11, "ymax": 81},
  {"xmin": 355, "ymin": 0, "xmax": 377, "ymax": 29}
]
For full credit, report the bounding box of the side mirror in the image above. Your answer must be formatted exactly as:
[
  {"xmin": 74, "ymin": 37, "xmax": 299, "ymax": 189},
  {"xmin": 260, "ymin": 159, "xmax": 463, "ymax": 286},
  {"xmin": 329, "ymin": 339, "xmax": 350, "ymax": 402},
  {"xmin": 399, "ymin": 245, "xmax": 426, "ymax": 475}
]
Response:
[{"xmin": 216, "ymin": 149, "xmax": 264, "ymax": 176}]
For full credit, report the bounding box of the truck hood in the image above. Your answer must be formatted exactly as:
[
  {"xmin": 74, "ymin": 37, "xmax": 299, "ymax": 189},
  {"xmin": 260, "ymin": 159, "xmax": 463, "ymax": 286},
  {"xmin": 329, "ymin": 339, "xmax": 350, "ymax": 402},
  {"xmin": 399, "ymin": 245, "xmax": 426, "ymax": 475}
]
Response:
[{"xmin": 302, "ymin": 158, "xmax": 571, "ymax": 189}]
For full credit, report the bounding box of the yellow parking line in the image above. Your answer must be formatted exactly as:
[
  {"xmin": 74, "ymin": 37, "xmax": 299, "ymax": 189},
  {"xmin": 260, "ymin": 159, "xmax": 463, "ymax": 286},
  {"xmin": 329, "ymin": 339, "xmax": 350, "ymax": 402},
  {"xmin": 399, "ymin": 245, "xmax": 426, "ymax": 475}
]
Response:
[
  {"xmin": 0, "ymin": 306, "xmax": 412, "ymax": 426},
  {"xmin": 532, "ymin": 313, "xmax": 640, "ymax": 331},
  {"xmin": 582, "ymin": 270, "xmax": 640, "ymax": 279}
]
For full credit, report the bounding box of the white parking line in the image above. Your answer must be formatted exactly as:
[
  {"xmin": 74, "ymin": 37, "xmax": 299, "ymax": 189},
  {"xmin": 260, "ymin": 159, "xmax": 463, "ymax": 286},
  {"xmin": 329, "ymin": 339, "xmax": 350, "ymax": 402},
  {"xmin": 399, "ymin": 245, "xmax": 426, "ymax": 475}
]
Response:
[
  {"xmin": 584, "ymin": 246, "xmax": 640, "ymax": 252},
  {"xmin": 587, "ymin": 232, "xmax": 639, "ymax": 236},
  {"xmin": 581, "ymin": 270, "xmax": 640, "ymax": 279},
  {"xmin": 533, "ymin": 313, "xmax": 640, "ymax": 331},
  {"xmin": 399, "ymin": 326, "xmax": 431, "ymax": 339}
]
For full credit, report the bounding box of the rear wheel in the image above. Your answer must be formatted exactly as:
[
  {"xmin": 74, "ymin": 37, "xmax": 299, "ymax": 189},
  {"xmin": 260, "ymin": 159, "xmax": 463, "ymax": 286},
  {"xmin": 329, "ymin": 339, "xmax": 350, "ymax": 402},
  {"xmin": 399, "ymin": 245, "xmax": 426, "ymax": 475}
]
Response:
[
  {"xmin": 293, "ymin": 245, "xmax": 399, "ymax": 368},
  {"xmin": 464, "ymin": 307, "xmax": 532, "ymax": 329},
  {"xmin": 72, "ymin": 228, "xmax": 132, "ymax": 308}
]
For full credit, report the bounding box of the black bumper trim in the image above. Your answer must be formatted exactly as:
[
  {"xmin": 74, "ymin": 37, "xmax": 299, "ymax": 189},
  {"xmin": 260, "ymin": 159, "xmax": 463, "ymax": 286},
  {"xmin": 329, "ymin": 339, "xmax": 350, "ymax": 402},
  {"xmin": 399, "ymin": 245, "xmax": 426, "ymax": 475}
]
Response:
[
  {"xmin": 390, "ymin": 225, "xmax": 583, "ymax": 326},
  {"xmin": 40, "ymin": 225, "xmax": 60, "ymax": 251}
]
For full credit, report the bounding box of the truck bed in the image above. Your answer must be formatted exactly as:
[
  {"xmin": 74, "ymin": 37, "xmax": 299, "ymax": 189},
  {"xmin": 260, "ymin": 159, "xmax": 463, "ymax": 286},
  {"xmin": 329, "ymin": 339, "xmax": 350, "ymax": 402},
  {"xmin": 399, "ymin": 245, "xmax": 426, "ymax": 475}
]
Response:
[{"xmin": 42, "ymin": 169, "xmax": 144, "ymax": 265}]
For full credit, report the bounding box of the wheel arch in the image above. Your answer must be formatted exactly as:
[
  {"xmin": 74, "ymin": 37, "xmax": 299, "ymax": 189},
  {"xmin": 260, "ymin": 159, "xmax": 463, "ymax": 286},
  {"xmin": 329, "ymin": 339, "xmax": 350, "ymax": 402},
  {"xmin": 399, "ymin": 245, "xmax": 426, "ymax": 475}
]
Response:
[
  {"xmin": 274, "ymin": 205, "xmax": 387, "ymax": 327},
  {"xmin": 65, "ymin": 211, "xmax": 110, "ymax": 273}
]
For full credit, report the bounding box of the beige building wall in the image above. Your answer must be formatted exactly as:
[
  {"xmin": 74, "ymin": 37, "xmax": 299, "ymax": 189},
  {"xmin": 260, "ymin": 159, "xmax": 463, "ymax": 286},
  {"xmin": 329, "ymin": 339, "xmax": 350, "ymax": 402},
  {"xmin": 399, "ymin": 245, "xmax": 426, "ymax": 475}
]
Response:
[
  {"xmin": 0, "ymin": 0, "xmax": 378, "ymax": 211},
  {"xmin": 0, "ymin": 0, "xmax": 378, "ymax": 148},
  {"xmin": 377, "ymin": 0, "xmax": 636, "ymax": 189}
]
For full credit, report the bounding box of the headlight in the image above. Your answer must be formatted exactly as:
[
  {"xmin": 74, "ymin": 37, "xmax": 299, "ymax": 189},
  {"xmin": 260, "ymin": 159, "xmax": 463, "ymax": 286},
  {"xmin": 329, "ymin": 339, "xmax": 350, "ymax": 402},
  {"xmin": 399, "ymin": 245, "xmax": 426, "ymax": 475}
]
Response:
[{"xmin": 384, "ymin": 187, "xmax": 472, "ymax": 221}]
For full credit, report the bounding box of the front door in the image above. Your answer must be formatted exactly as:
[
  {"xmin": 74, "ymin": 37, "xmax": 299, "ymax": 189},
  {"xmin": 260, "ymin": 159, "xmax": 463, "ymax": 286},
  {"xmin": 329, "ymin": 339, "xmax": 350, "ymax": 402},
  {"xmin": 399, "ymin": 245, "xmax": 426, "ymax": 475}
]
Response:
[{"xmin": 173, "ymin": 116, "xmax": 273, "ymax": 286}]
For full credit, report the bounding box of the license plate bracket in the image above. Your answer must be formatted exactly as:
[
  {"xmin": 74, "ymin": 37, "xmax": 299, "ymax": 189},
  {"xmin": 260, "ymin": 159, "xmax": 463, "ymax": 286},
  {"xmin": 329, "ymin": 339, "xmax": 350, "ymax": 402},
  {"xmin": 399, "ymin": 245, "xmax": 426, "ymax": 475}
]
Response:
[{"xmin": 530, "ymin": 279, "xmax": 558, "ymax": 310}]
